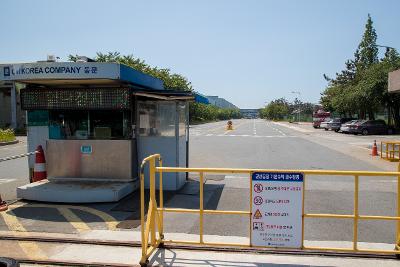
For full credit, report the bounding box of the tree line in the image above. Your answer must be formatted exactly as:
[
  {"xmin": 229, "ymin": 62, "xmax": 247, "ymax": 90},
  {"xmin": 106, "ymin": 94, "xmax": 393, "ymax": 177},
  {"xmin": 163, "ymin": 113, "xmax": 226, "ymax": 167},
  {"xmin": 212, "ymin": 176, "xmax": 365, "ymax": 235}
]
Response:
[
  {"xmin": 320, "ymin": 14, "xmax": 400, "ymax": 127},
  {"xmin": 259, "ymin": 98, "xmax": 314, "ymax": 121},
  {"xmin": 189, "ymin": 103, "xmax": 242, "ymax": 123},
  {"xmin": 69, "ymin": 52, "xmax": 241, "ymax": 123}
]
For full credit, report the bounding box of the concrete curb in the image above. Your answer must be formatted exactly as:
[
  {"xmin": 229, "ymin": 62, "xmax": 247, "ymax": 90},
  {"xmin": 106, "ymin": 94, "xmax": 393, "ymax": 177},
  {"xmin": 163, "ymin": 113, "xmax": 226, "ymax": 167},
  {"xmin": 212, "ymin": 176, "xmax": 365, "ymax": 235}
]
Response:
[{"xmin": 0, "ymin": 140, "xmax": 19, "ymax": 146}]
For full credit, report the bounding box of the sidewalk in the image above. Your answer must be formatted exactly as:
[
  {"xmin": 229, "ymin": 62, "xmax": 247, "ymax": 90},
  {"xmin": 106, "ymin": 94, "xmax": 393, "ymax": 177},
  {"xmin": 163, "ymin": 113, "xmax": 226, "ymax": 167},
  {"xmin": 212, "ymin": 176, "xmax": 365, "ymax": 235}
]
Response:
[{"xmin": 1, "ymin": 230, "xmax": 398, "ymax": 266}]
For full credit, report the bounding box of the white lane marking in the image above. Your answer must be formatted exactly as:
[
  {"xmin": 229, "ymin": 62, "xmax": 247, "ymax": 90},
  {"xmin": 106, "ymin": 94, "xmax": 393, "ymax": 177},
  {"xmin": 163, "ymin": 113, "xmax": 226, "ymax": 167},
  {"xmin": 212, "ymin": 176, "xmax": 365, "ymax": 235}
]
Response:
[
  {"xmin": 0, "ymin": 178, "xmax": 16, "ymax": 185},
  {"xmin": 0, "ymin": 145, "xmax": 27, "ymax": 151},
  {"xmin": 264, "ymin": 121, "xmax": 286, "ymax": 136},
  {"xmin": 253, "ymin": 119, "xmax": 257, "ymax": 136},
  {"xmin": 270, "ymin": 126, "xmax": 286, "ymax": 136},
  {"xmin": 202, "ymin": 134, "xmax": 297, "ymax": 138},
  {"xmin": 272, "ymin": 121, "xmax": 313, "ymax": 133},
  {"xmin": 276, "ymin": 128, "xmax": 286, "ymax": 136}
]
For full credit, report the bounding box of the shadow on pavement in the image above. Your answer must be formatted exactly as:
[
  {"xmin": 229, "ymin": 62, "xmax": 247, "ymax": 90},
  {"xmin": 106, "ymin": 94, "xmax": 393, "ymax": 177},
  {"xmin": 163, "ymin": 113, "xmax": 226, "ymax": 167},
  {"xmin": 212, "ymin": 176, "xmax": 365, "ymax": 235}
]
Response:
[
  {"xmin": 116, "ymin": 181, "xmax": 224, "ymax": 229},
  {"xmin": 150, "ymin": 248, "xmax": 334, "ymax": 267},
  {"xmin": 1, "ymin": 180, "xmax": 225, "ymax": 231}
]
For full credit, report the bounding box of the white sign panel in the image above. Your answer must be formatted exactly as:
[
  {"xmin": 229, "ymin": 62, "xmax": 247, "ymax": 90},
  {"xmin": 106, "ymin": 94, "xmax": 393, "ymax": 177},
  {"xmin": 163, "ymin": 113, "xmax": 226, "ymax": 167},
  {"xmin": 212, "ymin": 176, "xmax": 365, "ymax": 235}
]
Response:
[
  {"xmin": 251, "ymin": 172, "xmax": 303, "ymax": 248},
  {"xmin": 0, "ymin": 62, "xmax": 120, "ymax": 81}
]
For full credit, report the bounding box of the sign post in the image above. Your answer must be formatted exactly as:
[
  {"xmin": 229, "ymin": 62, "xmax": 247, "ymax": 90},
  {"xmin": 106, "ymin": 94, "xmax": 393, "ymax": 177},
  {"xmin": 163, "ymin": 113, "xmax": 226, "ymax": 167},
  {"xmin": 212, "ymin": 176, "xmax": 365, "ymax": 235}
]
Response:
[{"xmin": 251, "ymin": 172, "xmax": 304, "ymax": 248}]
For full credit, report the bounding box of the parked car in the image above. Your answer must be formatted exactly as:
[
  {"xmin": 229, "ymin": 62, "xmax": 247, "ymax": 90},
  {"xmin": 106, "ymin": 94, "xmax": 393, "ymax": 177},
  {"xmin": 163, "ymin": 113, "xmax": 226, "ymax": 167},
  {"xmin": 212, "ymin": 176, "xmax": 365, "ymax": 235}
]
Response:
[
  {"xmin": 320, "ymin": 119, "xmax": 333, "ymax": 130},
  {"xmin": 340, "ymin": 120, "xmax": 360, "ymax": 133},
  {"xmin": 348, "ymin": 120, "xmax": 394, "ymax": 135},
  {"xmin": 328, "ymin": 118, "xmax": 356, "ymax": 132}
]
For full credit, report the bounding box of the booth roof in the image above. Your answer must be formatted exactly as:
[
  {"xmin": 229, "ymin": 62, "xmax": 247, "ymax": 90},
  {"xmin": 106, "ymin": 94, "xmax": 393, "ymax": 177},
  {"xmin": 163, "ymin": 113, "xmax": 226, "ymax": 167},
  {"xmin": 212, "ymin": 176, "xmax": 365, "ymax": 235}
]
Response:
[
  {"xmin": 0, "ymin": 62, "xmax": 164, "ymax": 91},
  {"xmin": 133, "ymin": 89, "xmax": 194, "ymax": 101}
]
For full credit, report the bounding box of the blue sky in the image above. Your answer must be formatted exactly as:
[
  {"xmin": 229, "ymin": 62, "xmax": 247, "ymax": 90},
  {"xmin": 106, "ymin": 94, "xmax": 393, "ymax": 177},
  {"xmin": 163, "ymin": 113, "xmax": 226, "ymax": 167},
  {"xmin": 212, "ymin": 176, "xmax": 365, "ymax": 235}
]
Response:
[{"xmin": 1, "ymin": 0, "xmax": 399, "ymax": 108}]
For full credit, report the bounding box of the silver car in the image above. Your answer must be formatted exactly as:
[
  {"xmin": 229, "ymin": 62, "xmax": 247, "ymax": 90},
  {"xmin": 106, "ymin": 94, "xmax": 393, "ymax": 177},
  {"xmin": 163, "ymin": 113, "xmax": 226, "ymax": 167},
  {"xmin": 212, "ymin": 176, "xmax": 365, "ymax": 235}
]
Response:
[
  {"xmin": 340, "ymin": 120, "xmax": 359, "ymax": 133},
  {"xmin": 320, "ymin": 119, "xmax": 333, "ymax": 130}
]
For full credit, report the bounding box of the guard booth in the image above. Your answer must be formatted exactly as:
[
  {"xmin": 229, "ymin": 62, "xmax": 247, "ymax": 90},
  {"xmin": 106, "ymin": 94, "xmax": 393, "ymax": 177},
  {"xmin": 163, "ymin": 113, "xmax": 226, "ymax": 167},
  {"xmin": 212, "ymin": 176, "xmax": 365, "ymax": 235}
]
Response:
[{"xmin": 0, "ymin": 61, "xmax": 193, "ymax": 202}]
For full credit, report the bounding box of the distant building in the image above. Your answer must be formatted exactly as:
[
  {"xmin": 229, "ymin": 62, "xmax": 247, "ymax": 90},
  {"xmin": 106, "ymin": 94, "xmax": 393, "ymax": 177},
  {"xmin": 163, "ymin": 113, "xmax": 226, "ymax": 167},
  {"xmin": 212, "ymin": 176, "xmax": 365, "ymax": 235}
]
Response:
[
  {"xmin": 194, "ymin": 92, "xmax": 210, "ymax": 104},
  {"xmin": 206, "ymin": 96, "xmax": 238, "ymax": 109},
  {"xmin": 240, "ymin": 109, "xmax": 259, "ymax": 119},
  {"xmin": 0, "ymin": 81, "xmax": 25, "ymax": 129}
]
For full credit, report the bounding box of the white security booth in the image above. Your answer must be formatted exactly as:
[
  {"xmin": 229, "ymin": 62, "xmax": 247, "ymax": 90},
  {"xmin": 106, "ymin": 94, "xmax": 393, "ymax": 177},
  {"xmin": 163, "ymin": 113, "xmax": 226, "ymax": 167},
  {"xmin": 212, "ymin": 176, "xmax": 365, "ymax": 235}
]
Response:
[{"xmin": 0, "ymin": 61, "xmax": 193, "ymax": 202}]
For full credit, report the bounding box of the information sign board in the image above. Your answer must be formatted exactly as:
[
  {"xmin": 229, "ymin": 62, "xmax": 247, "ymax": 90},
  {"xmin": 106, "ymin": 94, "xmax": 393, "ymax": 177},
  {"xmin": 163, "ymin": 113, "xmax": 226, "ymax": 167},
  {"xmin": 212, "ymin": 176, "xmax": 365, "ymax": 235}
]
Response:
[
  {"xmin": 251, "ymin": 172, "xmax": 303, "ymax": 248},
  {"xmin": 80, "ymin": 145, "xmax": 92, "ymax": 154}
]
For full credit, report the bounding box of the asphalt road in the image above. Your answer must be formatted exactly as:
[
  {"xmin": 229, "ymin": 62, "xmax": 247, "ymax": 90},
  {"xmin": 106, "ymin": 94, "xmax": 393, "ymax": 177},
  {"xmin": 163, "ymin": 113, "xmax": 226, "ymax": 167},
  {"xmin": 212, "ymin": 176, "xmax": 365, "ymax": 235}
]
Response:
[
  {"xmin": 0, "ymin": 137, "xmax": 30, "ymax": 201},
  {"xmin": 187, "ymin": 119, "xmax": 398, "ymax": 244},
  {"xmin": 0, "ymin": 120, "xmax": 399, "ymax": 246}
]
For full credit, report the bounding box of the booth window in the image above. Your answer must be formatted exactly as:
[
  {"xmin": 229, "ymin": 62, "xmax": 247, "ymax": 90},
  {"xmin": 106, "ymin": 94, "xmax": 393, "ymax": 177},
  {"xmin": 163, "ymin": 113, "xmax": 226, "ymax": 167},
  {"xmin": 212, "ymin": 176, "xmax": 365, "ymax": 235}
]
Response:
[
  {"xmin": 49, "ymin": 110, "xmax": 131, "ymax": 140},
  {"xmin": 178, "ymin": 102, "xmax": 187, "ymax": 137},
  {"xmin": 138, "ymin": 101, "xmax": 176, "ymax": 137}
]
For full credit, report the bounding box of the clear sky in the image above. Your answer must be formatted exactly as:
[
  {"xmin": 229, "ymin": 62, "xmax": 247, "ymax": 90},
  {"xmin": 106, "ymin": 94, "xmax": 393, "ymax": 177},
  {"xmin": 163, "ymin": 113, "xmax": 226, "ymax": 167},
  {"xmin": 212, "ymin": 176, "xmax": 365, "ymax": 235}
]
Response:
[{"xmin": 1, "ymin": 0, "xmax": 399, "ymax": 108}]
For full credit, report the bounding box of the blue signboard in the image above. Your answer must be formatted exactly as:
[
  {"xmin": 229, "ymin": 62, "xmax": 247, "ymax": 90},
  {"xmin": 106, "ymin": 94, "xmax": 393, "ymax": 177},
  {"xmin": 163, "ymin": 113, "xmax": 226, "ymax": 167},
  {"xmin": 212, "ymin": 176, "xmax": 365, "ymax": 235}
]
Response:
[{"xmin": 80, "ymin": 145, "xmax": 92, "ymax": 154}]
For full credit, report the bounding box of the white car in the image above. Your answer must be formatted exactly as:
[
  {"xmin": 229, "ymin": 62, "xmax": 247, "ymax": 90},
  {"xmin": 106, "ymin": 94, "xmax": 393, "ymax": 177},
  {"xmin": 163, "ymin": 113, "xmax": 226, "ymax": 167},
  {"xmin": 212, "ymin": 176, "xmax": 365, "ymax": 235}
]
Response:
[
  {"xmin": 320, "ymin": 119, "xmax": 332, "ymax": 130},
  {"xmin": 340, "ymin": 120, "xmax": 359, "ymax": 133}
]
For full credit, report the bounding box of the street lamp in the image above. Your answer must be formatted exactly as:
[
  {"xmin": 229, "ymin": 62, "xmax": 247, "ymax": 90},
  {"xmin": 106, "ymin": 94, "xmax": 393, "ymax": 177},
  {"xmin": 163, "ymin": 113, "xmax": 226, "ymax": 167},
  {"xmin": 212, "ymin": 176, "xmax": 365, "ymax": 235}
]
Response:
[
  {"xmin": 291, "ymin": 91, "xmax": 301, "ymax": 123},
  {"xmin": 376, "ymin": 44, "xmax": 396, "ymax": 50},
  {"xmin": 377, "ymin": 45, "xmax": 397, "ymax": 56}
]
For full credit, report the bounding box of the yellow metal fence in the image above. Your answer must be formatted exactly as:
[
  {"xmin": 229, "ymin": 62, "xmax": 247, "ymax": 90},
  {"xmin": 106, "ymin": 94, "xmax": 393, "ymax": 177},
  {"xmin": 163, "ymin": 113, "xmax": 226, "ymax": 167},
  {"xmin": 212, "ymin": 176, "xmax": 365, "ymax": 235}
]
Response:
[
  {"xmin": 381, "ymin": 141, "xmax": 400, "ymax": 162},
  {"xmin": 139, "ymin": 154, "xmax": 400, "ymax": 266}
]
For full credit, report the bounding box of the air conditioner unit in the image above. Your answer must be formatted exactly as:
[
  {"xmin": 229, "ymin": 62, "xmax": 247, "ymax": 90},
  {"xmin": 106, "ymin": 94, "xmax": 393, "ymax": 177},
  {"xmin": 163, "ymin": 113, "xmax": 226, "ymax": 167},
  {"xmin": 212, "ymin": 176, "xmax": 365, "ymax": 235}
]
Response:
[{"xmin": 47, "ymin": 55, "xmax": 56, "ymax": 62}]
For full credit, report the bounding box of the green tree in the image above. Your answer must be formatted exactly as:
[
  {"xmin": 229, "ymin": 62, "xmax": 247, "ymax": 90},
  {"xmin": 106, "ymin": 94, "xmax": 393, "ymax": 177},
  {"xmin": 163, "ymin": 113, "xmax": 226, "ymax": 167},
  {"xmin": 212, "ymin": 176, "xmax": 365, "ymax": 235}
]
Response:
[
  {"xmin": 189, "ymin": 103, "xmax": 241, "ymax": 123},
  {"xmin": 320, "ymin": 14, "xmax": 382, "ymax": 120},
  {"xmin": 357, "ymin": 14, "xmax": 379, "ymax": 71},
  {"xmin": 260, "ymin": 98, "xmax": 289, "ymax": 120},
  {"xmin": 69, "ymin": 52, "xmax": 193, "ymax": 91}
]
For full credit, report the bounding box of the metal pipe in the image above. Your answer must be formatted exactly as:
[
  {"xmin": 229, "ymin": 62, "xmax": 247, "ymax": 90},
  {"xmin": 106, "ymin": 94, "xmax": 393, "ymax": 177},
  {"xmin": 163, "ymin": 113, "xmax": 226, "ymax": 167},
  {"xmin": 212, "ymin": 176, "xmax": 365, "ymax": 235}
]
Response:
[
  {"xmin": 301, "ymin": 174, "xmax": 306, "ymax": 249},
  {"xmin": 199, "ymin": 172, "xmax": 204, "ymax": 243},
  {"xmin": 157, "ymin": 208, "xmax": 249, "ymax": 215},
  {"xmin": 159, "ymin": 157, "xmax": 164, "ymax": 239},
  {"xmin": 353, "ymin": 175, "xmax": 359, "ymax": 251},
  {"xmin": 397, "ymin": 162, "xmax": 400, "ymax": 248},
  {"xmin": 140, "ymin": 171, "xmax": 145, "ymax": 260},
  {"xmin": 157, "ymin": 167, "xmax": 400, "ymax": 176},
  {"xmin": 0, "ymin": 151, "xmax": 37, "ymax": 163},
  {"xmin": 150, "ymin": 157, "xmax": 156, "ymax": 246}
]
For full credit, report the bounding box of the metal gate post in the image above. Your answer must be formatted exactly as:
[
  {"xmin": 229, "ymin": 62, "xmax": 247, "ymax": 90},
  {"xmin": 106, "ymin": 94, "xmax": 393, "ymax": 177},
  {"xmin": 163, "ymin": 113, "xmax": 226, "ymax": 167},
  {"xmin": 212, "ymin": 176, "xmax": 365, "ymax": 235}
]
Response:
[
  {"xmin": 396, "ymin": 163, "xmax": 400, "ymax": 258},
  {"xmin": 353, "ymin": 175, "xmax": 359, "ymax": 251},
  {"xmin": 150, "ymin": 157, "xmax": 156, "ymax": 246},
  {"xmin": 159, "ymin": 157, "xmax": 164, "ymax": 242},
  {"xmin": 140, "ymin": 160, "xmax": 147, "ymax": 266}
]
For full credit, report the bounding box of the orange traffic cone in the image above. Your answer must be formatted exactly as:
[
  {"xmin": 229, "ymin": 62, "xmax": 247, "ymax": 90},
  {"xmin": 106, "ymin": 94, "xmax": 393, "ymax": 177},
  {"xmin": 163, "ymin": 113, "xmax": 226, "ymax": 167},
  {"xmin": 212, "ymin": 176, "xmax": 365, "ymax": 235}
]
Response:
[
  {"xmin": 372, "ymin": 140, "xmax": 378, "ymax": 156},
  {"xmin": 32, "ymin": 145, "xmax": 47, "ymax": 182},
  {"xmin": 0, "ymin": 194, "xmax": 8, "ymax": 212}
]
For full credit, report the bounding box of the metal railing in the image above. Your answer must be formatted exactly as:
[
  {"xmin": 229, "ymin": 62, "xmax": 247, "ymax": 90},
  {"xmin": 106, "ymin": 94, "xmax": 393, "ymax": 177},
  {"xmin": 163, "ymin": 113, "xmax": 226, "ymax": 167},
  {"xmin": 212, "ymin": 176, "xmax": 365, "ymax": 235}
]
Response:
[
  {"xmin": 381, "ymin": 141, "xmax": 400, "ymax": 162},
  {"xmin": 0, "ymin": 151, "xmax": 37, "ymax": 163},
  {"xmin": 139, "ymin": 154, "xmax": 400, "ymax": 266}
]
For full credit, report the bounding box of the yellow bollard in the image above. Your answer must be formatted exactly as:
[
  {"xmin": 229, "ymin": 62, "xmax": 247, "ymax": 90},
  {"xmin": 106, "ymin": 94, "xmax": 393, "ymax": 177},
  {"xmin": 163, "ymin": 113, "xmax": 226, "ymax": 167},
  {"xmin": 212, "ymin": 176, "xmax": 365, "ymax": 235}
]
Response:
[{"xmin": 226, "ymin": 120, "xmax": 233, "ymax": 130}]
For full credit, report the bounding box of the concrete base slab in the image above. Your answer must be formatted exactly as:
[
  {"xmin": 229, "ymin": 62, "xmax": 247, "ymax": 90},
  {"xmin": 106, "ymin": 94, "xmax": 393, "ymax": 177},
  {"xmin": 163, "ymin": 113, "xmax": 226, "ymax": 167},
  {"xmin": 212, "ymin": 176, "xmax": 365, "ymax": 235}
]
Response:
[{"xmin": 17, "ymin": 180, "xmax": 137, "ymax": 203}]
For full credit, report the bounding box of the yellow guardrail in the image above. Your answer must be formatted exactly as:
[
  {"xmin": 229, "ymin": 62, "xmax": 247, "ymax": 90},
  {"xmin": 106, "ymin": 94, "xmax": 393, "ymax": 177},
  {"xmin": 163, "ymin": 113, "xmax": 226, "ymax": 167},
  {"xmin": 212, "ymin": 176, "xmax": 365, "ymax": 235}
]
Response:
[
  {"xmin": 139, "ymin": 154, "xmax": 400, "ymax": 266},
  {"xmin": 381, "ymin": 141, "xmax": 400, "ymax": 162}
]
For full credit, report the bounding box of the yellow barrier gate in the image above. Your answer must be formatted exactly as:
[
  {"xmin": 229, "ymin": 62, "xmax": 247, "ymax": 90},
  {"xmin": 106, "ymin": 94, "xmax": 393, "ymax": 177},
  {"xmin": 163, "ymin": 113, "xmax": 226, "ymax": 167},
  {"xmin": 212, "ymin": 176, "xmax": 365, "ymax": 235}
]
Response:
[
  {"xmin": 139, "ymin": 154, "xmax": 400, "ymax": 266},
  {"xmin": 381, "ymin": 141, "xmax": 400, "ymax": 162}
]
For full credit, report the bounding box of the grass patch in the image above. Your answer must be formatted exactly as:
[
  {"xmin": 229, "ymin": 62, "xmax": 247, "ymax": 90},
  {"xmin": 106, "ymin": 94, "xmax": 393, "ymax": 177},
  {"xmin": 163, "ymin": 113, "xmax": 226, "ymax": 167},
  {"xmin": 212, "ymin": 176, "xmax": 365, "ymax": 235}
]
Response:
[{"xmin": 0, "ymin": 129, "xmax": 16, "ymax": 142}]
